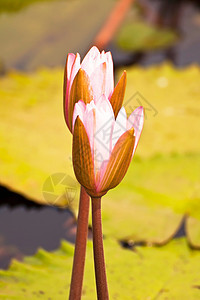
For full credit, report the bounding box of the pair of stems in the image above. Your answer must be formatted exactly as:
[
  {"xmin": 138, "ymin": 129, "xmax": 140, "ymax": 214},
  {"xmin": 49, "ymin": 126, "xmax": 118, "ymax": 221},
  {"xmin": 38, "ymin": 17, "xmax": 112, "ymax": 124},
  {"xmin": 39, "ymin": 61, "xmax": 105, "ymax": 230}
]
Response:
[{"xmin": 69, "ymin": 186, "xmax": 109, "ymax": 300}]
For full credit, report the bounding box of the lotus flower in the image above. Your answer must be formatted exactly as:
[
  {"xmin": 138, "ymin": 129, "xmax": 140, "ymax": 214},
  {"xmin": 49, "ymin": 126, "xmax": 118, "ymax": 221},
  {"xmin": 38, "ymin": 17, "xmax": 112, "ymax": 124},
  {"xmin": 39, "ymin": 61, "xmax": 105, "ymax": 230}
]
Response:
[
  {"xmin": 63, "ymin": 46, "xmax": 126, "ymax": 132},
  {"xmin": 72, "ymin": 96, "xmax": 144, "ymax": 198}
]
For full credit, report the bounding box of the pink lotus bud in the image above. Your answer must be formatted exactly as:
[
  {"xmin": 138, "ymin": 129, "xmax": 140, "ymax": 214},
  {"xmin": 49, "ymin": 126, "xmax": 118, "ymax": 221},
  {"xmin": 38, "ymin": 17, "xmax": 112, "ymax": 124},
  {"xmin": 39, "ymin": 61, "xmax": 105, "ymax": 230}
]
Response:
[
  {"xmin": 72, "ymin": 96, "xmax": 144, "ymax": 197},
  {"xmin": 63, "ymin": 46, "xmax": 126, "ymax": 132}
]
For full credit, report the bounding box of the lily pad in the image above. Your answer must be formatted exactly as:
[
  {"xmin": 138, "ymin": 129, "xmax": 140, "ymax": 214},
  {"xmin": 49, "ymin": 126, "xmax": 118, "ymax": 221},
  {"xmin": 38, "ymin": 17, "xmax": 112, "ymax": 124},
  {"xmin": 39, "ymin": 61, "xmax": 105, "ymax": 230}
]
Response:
[
  {"xmin": 0, "ymin": 0, "xmax": 59, "ymax": 14},
  {"xmin": 123, "ymin": 63, "xmax": 200, "ymax": 157},
  {"xmin": 0, "ymin": 65, "xmax": 199, "ymax": 202},
  {"xmin": 102, "ymin": 153, "xmax": 200, "ymax": 244},
  {"xmin": 0, "ymin": 66, "xmax": 200, "ymax": 245},
  {"xmin": 186, "ymin": 216, "xmax": 200, "ymax": 249},
  {"xmin": 116, "ymin": 21, "xmax": 178, "ymax": 51},
  {"xmin": 0, "ymin": 238, "xmax": 200, "ymax": 299},
  {"xmin": 0, "ymin": 70, "xmax": 75, "ymax": 206}
]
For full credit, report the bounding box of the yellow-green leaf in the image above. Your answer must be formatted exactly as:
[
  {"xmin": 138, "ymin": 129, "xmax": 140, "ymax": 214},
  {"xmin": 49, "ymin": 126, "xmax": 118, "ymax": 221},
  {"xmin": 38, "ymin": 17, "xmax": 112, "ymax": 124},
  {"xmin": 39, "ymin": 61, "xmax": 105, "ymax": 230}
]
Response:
[
  {"xmin": 0, "ymin": 65, "xmax": 200, "ymax": 246},
  {"xmin": 186, "ymin": 216, "xmax": 200, "ymax": 249},
  {"xmin": 0, "ymin": 238, "xmax": 200, "ymax": 299}
]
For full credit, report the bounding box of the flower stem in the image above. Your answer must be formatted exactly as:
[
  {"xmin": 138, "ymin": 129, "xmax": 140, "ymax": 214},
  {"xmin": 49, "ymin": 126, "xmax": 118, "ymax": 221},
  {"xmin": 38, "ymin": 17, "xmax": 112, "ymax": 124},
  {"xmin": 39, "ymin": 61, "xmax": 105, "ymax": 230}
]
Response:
[
  {"xmin": 91, "ymin": 197, "xmax": 109, "ymax": 300},
  {"xmin": 69, "ymin": 186, "xmax": 90, "ymax": 300}
]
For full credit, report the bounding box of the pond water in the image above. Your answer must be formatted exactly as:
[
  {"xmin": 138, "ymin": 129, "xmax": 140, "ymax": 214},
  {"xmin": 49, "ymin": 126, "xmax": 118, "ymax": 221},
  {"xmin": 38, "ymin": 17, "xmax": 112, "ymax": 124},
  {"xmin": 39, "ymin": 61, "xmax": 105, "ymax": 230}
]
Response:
[{"xmin": 0, "ymin": 186, "xmax": 80, "ymax": 269}]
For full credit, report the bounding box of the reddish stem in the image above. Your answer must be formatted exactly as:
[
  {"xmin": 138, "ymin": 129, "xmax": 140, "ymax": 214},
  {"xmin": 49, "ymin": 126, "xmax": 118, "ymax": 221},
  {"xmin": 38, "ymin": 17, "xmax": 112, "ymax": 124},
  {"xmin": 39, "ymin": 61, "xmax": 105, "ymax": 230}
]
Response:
[
  {"xmin": 92, "ymin": 197, "xmax": 109, "ymax": 300},
  {"xmin": 69, "ymin": 186, "xmax": 90, "ymax": 300},
  {"xmin": 94, "ymin": 0, "xmax": 134, "ymax": 50}
]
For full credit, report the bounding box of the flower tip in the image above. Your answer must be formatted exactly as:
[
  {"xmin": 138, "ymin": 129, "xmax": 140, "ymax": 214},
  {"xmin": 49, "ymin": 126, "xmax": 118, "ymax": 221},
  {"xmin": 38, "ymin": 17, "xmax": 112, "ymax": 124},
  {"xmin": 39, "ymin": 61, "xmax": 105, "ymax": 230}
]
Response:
[
  {"xmin": 139, "ymin": 106, "xmax": 145, "ymax": 116},
  {"xmin": 122, "ymin": 70, "xmax": 127, "ymax": 82},
  {"xmin": 89, "ymin": 45, "xmax": 100, "ymax": 54},
  {"xmin": 135, "ymin": 106, "xmax": 145, "ymax": 117},
  {"xmin": 77, "ymin": 68, "xmax": 84, "ymax": 76},
  {"xmin": 129, "ymin": 127, "xmax": 135, "ymax": 135}
]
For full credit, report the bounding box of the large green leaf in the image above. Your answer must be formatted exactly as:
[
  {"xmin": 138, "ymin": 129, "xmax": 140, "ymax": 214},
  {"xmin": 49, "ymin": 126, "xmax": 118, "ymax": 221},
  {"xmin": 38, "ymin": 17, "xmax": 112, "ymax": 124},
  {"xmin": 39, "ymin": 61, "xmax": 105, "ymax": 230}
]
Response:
[
  {"xmin": 186, "ymin": 216, "xmax": 200, "ymax": 249},
  {"xmin": 0, "ymin": 0, "xmax": 60, "ymax": 14},
  {"xmin": 0, "ymin": 65, "xmax": 200, "ymax": 245},
  {"xmin": 116, "ymin": 21, "xmax": 178, "ymax": 51},
  {"xmin": 0, "ymin": 238, "xmax": 200, "ymax": 299},
  {"xmin": 123, "ymin": 63, "xmax": 200, "ymax": 157},
  {"xmin": 105, "ymin": 63, "xmax": 200, "ymax": 246},
  {"xmin": 102, "ymin": 154, "xmax": 200, "ymax": 245},
  {"xmin": 0, "ymin": 70, "xmax": 75, "ymax": 207},
  {"xmin": 1, "ymin": 65, "xmax": 199, "ymax": 202}
]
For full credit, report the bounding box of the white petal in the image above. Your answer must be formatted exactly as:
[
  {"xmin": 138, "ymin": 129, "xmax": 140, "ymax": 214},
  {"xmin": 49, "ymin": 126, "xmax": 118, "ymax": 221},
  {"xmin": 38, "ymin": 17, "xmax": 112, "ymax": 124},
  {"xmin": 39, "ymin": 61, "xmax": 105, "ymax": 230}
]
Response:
[
  {"xmin": 111, "ymin": 106, "xmax": 127, "ymax": 150},
  {"xmin": 67, "ymin": 53, "xmax": 76, "ymax": 83},
  {"xmin": 127, "ymin": 106, "xmax": 144, "ymax": 155},
  {"xmin": 81, "ymin": 46, "xmax": 100, "ymax": 76},
  {"xmin": 105, "ymin": 51, "xmax": 114, "ymax": 99},
  {"xmin": 93, "ymin": 96, "xmax": 115, "ymax": 173},
  {"xmin": 72, "ymin": 100, "xmax": 86, "ymax": 131},
  {"xmin": 69, "ymin": 53, "xmax": 81, "ymax": 94},
  {"xmin": 82, "ymin": 101, "xmax": 96, "ymax": 160},
  {"xmin": 90, "ymin": 62, "xmax": 107, "ymax": 101}
]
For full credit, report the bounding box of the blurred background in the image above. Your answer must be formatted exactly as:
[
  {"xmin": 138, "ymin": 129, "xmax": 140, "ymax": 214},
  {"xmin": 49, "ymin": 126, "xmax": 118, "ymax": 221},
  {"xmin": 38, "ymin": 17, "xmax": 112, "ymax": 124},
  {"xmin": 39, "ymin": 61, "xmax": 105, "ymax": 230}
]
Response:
[
  {"xmin": 1, "ymin": 0, "xmax": 200, "ymax": 73},
  {"xmin": 0, "ymin": 0, "xmax": 200, "ymax": 284}
]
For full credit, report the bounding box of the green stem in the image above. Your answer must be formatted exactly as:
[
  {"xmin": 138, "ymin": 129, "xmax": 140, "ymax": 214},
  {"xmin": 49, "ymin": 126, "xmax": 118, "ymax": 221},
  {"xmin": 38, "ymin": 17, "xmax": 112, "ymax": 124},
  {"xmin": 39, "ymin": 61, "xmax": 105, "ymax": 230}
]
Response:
[
  {"xmin": 92, "ymin": 197, "xmax": 109, "ymax": 300},
  {"xmin": 69, "ymin": 186, "xmax": 90, "ymax": 300}
]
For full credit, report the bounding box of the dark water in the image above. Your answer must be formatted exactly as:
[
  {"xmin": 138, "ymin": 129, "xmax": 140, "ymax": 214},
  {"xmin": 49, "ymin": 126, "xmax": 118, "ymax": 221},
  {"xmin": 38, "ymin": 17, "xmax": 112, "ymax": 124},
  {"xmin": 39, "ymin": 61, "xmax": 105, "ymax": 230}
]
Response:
[{"xmin": 0, "ymin": 186, "xmax": 78, "ymax": 269}]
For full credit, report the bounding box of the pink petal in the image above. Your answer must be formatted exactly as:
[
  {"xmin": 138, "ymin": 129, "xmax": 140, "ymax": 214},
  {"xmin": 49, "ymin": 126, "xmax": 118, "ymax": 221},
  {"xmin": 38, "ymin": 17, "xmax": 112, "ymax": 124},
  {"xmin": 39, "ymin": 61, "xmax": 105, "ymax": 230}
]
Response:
[
  {"xmin": 69, "ymin": 53, "xmax": 81, "ymax": 94},
  {"xmin": 93, "ymin": 95, "xmax": 115, "ymax": 178},
  {"xmin": 67, "ymin": 53, "xmax": 76, "ymax": 82},
  {"xmin": 111, "ymin": 106, "xmax": 127, "ymax": 150},
  {"xmin": 95, "ymin": 94, "xmax": 114, "ymax": 117},
  {"xmin": 127, "ymin": 106, "xmax": 144, "ymax": 155},
  {"xmin": 90, "ymin": 52, "xmax": 114, "ymax": 100},
  {"xmin": 100, "ymin": 50, "xmax": 105, "ymax": 60},
  {"xmin": 90, "ymin": 62, "xmax": 107, "ymax": 101},
  {"xmin": 81, "ymin": 47, "xmax": 114, "ymax": 100},
  {"xmin": 64, "ymin": 53, "xmax": 76, "ymax": 128},
  {"xmin": 105, "ymin": 51, "xmax": 114, "ymax": 99},
  {"xmin": 83, "ymin": 101, "xmax": 96, "ymax": 160},
  {"xmin": 97, "ymin": 127, "xmax": 135, "ymax": 194},
  {"xmin": 81, "ymin": 46, "xmax": 100, "ymax": 76},
  {"xmin": 72, "ymin": 100, "xmax": 86, "ymax": 132},
  {"xmin": 99, "ymin": 50, "xmax": 108, "ymax": 65}
]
